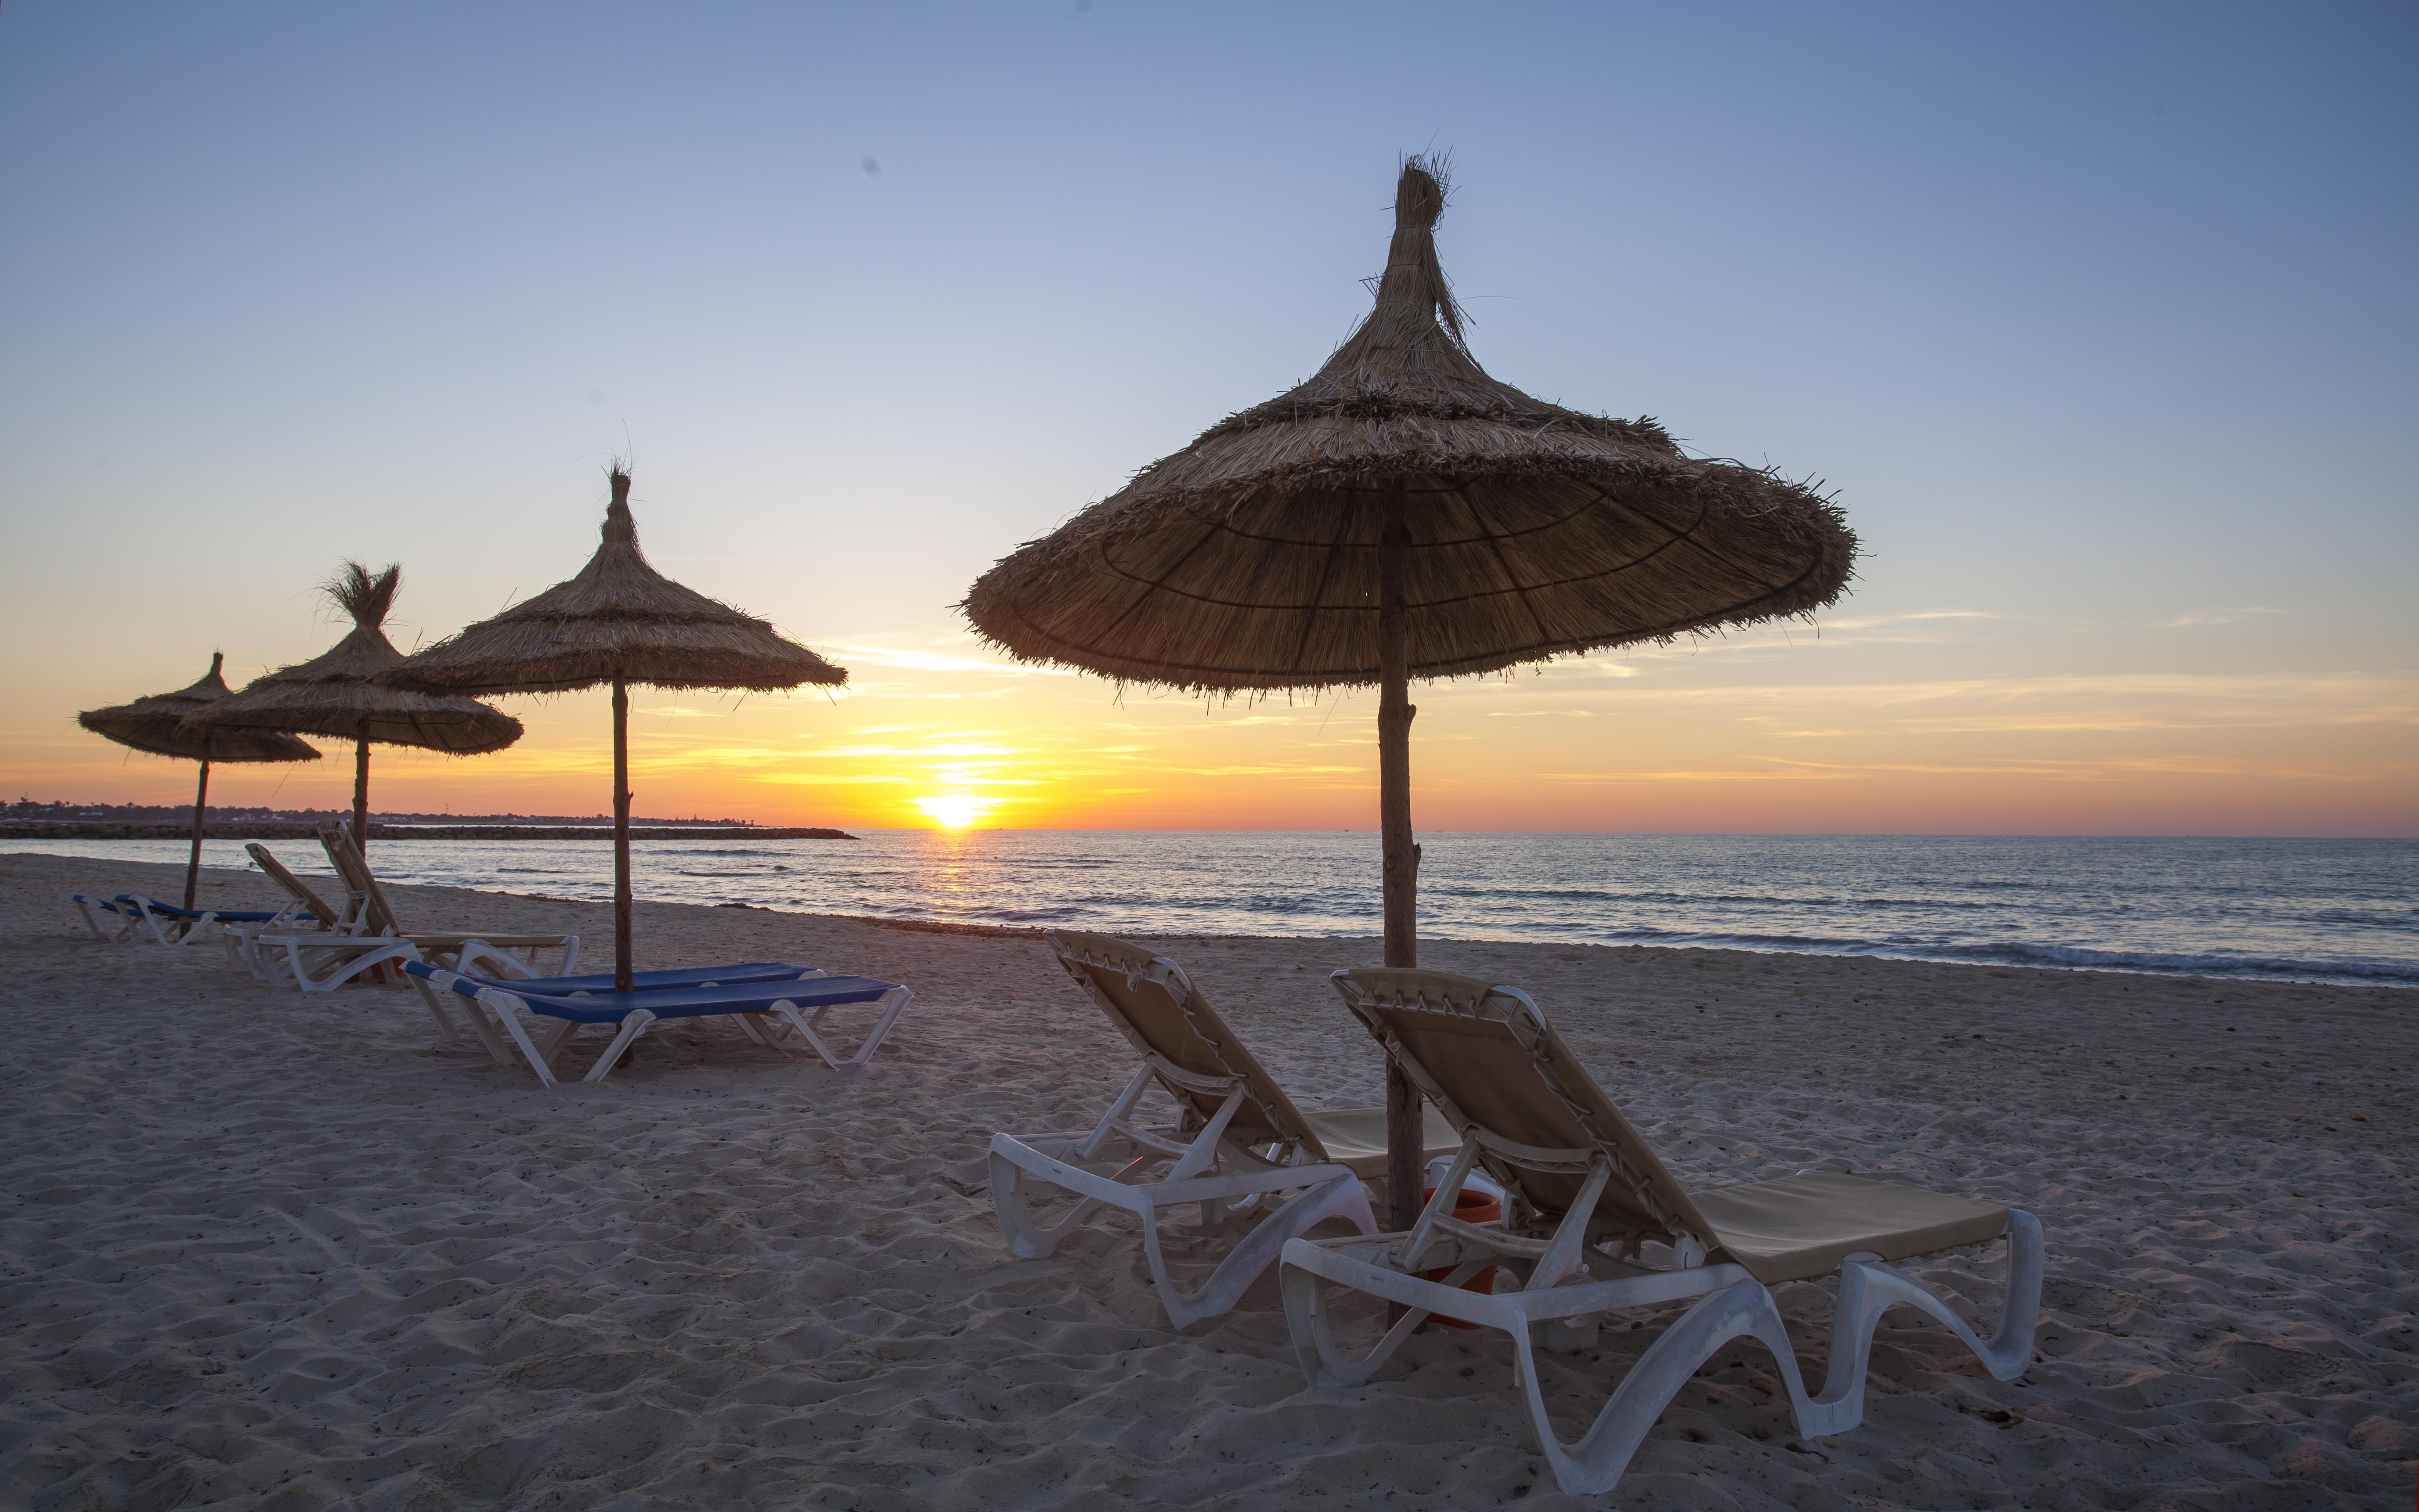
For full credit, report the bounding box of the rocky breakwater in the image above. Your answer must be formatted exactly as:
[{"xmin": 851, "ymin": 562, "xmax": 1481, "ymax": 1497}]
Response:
[{"xmin": 0, "ymin": 822, "xmax": 854, "ymax": 841}]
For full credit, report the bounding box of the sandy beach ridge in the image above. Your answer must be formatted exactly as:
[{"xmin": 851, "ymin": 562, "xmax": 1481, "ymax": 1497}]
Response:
[{"xmin": 3, "ymin": 852, "xmax": 2412, "ymax": 1509}]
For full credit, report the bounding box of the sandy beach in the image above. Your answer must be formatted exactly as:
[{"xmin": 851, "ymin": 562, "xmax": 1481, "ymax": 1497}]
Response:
[{"xmin": 2, "ymin": 851, "xmax": 2412, "ymax": 1511}]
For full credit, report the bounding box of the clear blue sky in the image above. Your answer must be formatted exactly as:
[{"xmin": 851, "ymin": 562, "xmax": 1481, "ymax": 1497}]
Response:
[{"xmin": 3, "ymin": 3, "xmax": 2413, "ymax": 833}]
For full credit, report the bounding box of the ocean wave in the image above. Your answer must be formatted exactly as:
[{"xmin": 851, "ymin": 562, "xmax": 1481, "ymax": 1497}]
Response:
[
  {"xmin": 22, "ymin": 832, "xmax": 2415, "ymax": 989},
  {"xmin": 1545, "ymin": 927, "xmax": 2419, "ymax": 988},
  {"xmin": 1896, "ymin": 938, "xmax": 2419, "ymax": 985},
  {"xmin": 2300, "ymin": 907, "xmax": 2419, "ymax": 929},
  {"xmin": 1429, "ymin": 884, "xmax": 2007, "ymax": 913}
]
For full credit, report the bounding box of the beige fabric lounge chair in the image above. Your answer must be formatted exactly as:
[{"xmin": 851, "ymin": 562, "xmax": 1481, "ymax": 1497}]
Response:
[
  {"xmin": 233, "ymin": 841, "xmax": 434, "ymax": 994},
  {"xmin": 234, "ymin": 843, "xmax": 346, "ymax": 974},
  {"xmin": 1282, "ymin": 968, "xmax": 2044, "ymax": 1498},
  {"xmin": 245, "ymin": 843, "xmax": 344, "ymax": 930},
  {"xmin": 314, "ymin": 821, "xmax": 578, "ymax": 978},
  {"xmin": 989, "ymin": 931, "xmax": 1461, "ymax": 1330}
]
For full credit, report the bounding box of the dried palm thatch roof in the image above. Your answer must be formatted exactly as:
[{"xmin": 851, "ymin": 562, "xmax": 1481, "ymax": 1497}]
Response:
[
  {"xmin": 185, "ymin": 564, "xmax": 523, "ymax": 754},
  {"xmin": 963, "ymin": 157, "xmax": 1859, "ymax": 692},
  {"xmin": 384, "ymin": 469, "xmax": 846, "ymax": 696},
  {"xmin": 79, "ymin": 654, "xmax": 321, "ymax": 764}
]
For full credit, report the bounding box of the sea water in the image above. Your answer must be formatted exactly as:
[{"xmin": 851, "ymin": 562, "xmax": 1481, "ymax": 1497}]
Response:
[{"xmin": 14, "ymin": 831, "xmax": 2413, "ymax": 989}]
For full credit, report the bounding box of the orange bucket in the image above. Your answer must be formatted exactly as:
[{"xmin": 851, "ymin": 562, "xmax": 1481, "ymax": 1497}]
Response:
[{"xmin": 1422, "ymin": 1186, "xmax": 1501, "ymax": 1327}]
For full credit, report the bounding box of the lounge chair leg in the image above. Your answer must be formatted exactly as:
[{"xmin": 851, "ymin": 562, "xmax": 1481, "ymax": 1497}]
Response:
[
  {"xmin": 1142, "ymin": 1172, "xmax": 1375, "ymax": 1332},
  {"xmin": 988, "ymin": 1144, "xmax": 1146, "ymax": 1259},
  {"xmin": 290, "ymin": 943, "xmax": 417, "ymax": 994},
  {"xmin": 408, "ymin": 976, "xmax": 474, "ymax": 1046},
  {"xmin": 473, "ymin": 988, "xmax": 562, "ymax": 1088},
  {"xmin": 585, "ymin": 1009, "xmax": 658, "ymax": 1082},
  {"xmin": 1282, "ymin": 1258, "xmax": 1435, "ymax": 1388},
  {"xmin": 409, "ymin": 974, "xmax": 516, "ymax": 1063},
  {"xmin": 73, "ymin": 898, "xmax": 133, "ymax": 944},
  {"xmin": 522, "ymin": 1018, "xmax": 576, "ymax": 1064},
  {"xmin": 127, "ymin": 898, "xmax": 179, "ymax": 947},
  {"xmin": 1806, "ymin": 1209, "xmax": 2044, "ymax": 1436},
  {"xmin": 456, "ymin": 1001, "xmax": 516, "ymax": 1065},
  {"xmin": 1508, "ymin": 1277, "xmax": 1816, "ymax": 1498},
  {"xmin": 769, "ymin": 986, "xmax": 913, "ymax": 1071}
]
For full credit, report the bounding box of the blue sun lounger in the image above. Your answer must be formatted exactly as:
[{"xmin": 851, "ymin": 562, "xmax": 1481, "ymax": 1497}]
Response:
[
  {"xmin": 401, "ymin": 961, "xmax": 829, "ymax": 1046},
  {"xmin": 401, "ymin": 960, "xmax": 914, "ymax": 1087},
  {"xmin": 72, "ymin": 892, "xmax": 313, "ymax": 950},
  {"xmin": 451, "ymin": 962, "xmax": 823, "ymax": 995}
]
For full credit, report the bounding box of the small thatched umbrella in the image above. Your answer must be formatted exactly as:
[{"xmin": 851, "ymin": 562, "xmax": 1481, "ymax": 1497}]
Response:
[
  {"xmin": 964, "ymin": 158, "xmax": 1859, "ymax": 1225},
  {"xmin": 184, "ymin": 563, "xmax": 523, "ymax": 855},
  {"xmin": 383, "ymin": 467, "xmax": 846, "ymax": 989},
  {"xmin": 79, "ymin": 654, "xmax": 321, "ymax": 908}
]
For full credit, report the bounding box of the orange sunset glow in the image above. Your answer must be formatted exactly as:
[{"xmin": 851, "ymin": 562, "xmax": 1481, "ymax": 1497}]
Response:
[{"xmin": 15, "ymin": 615, "xmax": 2411, "ymax": 836}]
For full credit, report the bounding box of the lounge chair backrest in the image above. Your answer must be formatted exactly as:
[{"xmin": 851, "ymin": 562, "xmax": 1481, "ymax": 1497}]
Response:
[
  {"xmin": 1050, "ymin": 930, "xmax": 1329, "ymax": 1159},
  {"xmin": 318, "ymin": 821, "xmax": 402, "ymax": 935},
  {"xmin": 1329, "ymin": 967, "xmax": 1719, "ymax": 1249},
  {"xmin": 245, "ymin": 843, "xmax": 341, "ymax": 926}
]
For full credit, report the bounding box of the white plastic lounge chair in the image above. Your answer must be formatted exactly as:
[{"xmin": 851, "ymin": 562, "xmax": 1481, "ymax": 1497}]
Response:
[
  {"xmin": 401, "ymin": 960, "xmax": 913, "ymax": 1086},
  {"xmin": 316, "ymin": 822, "xmax": 578, "ymax": 976},
  {"xmin": 1282, "ymin": 968, "xmax": 2044, "ymax": 1498},
  {"xmin": 987, "ymin": 931, "xmax": 1462, "ymax": 1331}
]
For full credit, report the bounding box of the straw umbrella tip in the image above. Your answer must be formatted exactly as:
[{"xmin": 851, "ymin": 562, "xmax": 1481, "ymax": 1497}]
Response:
[
  {"xmin": 604, "ymin": 465, "xmax": 637, "ymax": 546},
  {"xmin": 325, "ymin": 562, "xmax": 401, "ymax": 631},
  {"xmin": 1380, "ymin": 153, "xmax": 1466, "ymax": 347},
  {"xmin": 1395, "ymin": 154, "xmax": 1448, "ymax": 228}
]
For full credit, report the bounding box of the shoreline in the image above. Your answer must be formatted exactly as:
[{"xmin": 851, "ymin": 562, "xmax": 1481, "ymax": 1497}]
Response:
[
  {"xmin": 816, "ymin": 909, "xmax": 2419, "ymax": 988},
  {"xmin": 21, "ymin": 843, "xmax": 2409, "ymax": 990}
]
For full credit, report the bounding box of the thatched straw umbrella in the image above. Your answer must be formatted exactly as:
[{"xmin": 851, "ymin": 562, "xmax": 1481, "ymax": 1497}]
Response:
[
  {"xmin": 383, "ymin": 467, "xmax": 846, "ymax": 989},
  {"xmin": 963, "ymin": 158, "xmax": 1859, "ymax": 1225},
  {"xmin": 79, "ymin": 654, "xmax": 321, "ymax": 908},
  {"xmin": 184, "ymin": 563, "xmax": 523, "ymax": 855}
]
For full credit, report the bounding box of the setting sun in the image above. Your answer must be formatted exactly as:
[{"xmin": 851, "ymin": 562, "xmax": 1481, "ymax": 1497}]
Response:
[{"xmin": 914, "ymin": 793, "xmax": 995, "ymax": 829}]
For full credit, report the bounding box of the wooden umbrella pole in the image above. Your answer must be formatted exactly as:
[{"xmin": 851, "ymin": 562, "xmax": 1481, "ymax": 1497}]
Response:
[
  {"xmin": 353, "ymin": 723, "xmax": 371, "ymax": 855},
  {"xmin": 184, "ymin": 756, "xmax": 211, "ymax": 909},
  {"xmin": 612, "ymin": 674, "xmax": 634, "ymax": 992},
  {"xmin": 1377, "ymin": 516, "xmax": 1423, "ymax": 1233}
]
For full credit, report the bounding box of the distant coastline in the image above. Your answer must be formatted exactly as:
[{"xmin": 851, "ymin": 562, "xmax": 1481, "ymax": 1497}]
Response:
[
  {"xmin": 0, "ymin": 821, "xmax": 855, "ymax": 841},
  {"xmin": 1, "ymin": 800, "xmax": 850, "ymax": 841},
  {"xmin": 4, "ymin": 800, "xmax": 774, "ymax": 826}
]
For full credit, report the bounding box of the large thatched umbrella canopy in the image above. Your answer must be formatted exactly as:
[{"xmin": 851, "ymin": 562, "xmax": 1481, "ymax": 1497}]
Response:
[
  {"xmin": 79, "ymin": 653, "xmax": 321, "ymax": 908},
  {"xmin": 965, "ymin": 157, "xmax": 1858, "ymax": 1223},
  {"xmin": 185, "ymin": 563, "xmax": 522, "ymax": 856},
  {"xmin": 385, "ymin": 467, "xmax": 846, "ymax": 989}
]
